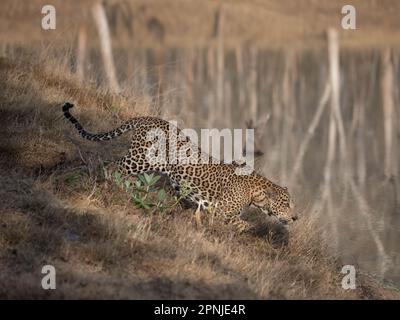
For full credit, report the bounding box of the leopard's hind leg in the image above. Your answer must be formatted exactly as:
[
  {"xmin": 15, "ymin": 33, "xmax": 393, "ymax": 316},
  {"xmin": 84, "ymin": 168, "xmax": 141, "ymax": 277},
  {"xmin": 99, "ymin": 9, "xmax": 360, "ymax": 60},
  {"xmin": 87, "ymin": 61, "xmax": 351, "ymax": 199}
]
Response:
[
  {"xmin": 108, "ymin": 151, "xmax": 169, "ymax": 178},
  {"xmin": 104, "ymin": 154, "xmax": 147, "ymax": 180}
]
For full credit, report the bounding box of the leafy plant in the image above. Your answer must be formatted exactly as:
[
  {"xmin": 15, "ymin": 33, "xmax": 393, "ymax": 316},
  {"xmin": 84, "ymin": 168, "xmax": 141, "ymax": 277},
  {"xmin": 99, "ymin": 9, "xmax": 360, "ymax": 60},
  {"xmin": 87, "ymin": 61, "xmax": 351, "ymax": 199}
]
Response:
[{"xmin": 113, "ymin": 171, "xmax": 191, "ymax": 214}]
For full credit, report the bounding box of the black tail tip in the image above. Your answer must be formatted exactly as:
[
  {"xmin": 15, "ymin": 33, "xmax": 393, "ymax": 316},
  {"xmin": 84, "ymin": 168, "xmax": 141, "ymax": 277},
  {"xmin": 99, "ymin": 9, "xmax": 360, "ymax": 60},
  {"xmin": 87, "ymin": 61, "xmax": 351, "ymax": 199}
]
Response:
[{"xmin": 62, "ymin": 102, "xmax": 74, "ymax": 112}]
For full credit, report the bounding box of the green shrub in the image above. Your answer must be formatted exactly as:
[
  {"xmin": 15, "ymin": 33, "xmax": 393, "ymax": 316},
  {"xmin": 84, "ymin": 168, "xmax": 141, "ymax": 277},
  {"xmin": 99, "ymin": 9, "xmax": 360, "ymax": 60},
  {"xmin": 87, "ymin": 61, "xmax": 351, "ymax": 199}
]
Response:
[{"xmin": 113, "ymin": 171, "xmax": 190, "ymax": 214}]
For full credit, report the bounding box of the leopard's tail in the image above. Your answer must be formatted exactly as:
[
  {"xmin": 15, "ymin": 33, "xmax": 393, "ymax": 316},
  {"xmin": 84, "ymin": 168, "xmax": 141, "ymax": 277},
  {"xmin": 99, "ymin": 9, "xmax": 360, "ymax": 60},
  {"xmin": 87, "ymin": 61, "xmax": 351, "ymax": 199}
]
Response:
[{"xmin": 62, "ymin": 102, "xmax": 135, "ymax": 141}]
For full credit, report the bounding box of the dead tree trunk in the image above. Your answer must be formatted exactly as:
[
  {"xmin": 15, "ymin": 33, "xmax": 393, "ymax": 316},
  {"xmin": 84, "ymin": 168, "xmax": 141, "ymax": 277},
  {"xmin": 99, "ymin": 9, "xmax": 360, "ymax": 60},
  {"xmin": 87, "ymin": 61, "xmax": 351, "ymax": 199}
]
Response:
[
  {"xmin": 281, "ymin": 50, "xmax": 296, "ymax": 182},
  {"xmin": 195, "ymin": 48, "xmax": 206, "ymax": 120},
  {"xmin": 185, "ymin": 48, "xmax": 195, "ymax": 124},
  {"xmin": 324, "ymin": 98, "xmax": 339, "ymax": 252},
  {"xmin": 216, "ymin": 4, "xmax": 225, "ymax": 127},
  {"xmin": 76, "ymin": 23, "xmax": 87, "ymax": 80},
  {"xmin": 207, "ymin": 46, "xmax": 216, "ymax": 127},
  {"xmin": 248, "ymin": 46, "xmax": 258, "ymax": 124},
  {"xmin": 327, "ymin": 29, "xmax": 347, "ymax": 174},
  {"xmin": 92, "ymin": 1, "xmax": 120, "ymax": 92},
  {"xmin": 381, "ymin": 48, "xmax": 395, "ymax": 179},
  {"xmin": 312, "ymin": 29, "xmax": 345, "ymax": 252},
  {"xmin": 355, "ymin": 98, "xmax": 367, "ymax": 189},
  {"xmin": 235, "ymin": 46, "xmax": 245, "ymax": 117}
]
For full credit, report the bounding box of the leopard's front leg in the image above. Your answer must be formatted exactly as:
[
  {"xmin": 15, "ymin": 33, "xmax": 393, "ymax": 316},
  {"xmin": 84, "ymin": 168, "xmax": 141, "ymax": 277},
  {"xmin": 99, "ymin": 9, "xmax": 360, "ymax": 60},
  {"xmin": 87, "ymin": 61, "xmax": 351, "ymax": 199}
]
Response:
[
  {"xmin": 222, "ymin": 207, "xmax": 252, "ymax": 234},
  {"xmin": 226, "ymin": 215, "xmax": 250, "ymax": 234},
  {"xmin": 215, "ymin": 195, "xmax": 252, "ymax": 234}
]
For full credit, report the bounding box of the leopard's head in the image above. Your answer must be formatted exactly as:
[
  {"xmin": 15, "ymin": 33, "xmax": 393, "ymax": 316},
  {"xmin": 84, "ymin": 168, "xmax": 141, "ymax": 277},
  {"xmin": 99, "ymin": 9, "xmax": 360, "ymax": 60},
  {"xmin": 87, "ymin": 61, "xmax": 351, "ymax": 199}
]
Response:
[{"xmin": 251, "ymin": 178, "xmax": 297, "ymax": 224}]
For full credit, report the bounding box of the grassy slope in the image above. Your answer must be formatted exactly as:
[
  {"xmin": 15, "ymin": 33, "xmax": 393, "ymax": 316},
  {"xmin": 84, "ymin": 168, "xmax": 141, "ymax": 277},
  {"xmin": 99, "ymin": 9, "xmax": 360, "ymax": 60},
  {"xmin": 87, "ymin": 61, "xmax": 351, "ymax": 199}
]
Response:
[{"xmin": 0, "ymin": 56, "xmax": 399, "ymax": 299}]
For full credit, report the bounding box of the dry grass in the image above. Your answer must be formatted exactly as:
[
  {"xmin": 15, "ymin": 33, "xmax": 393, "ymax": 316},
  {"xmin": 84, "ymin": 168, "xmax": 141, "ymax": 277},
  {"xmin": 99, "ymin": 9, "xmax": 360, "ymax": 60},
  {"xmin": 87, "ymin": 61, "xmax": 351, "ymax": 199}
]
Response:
[{"xmin": 0, "ymin": 55, "xmax": 399, "ymax": 299}]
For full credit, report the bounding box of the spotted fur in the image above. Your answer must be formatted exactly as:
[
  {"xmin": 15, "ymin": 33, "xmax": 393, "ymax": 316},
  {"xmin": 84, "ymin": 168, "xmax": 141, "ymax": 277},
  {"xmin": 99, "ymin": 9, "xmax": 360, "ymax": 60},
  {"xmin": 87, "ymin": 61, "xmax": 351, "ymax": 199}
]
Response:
[{"xmin": 63, "ymin": 102, "xmax": 297, "ymax": 232}]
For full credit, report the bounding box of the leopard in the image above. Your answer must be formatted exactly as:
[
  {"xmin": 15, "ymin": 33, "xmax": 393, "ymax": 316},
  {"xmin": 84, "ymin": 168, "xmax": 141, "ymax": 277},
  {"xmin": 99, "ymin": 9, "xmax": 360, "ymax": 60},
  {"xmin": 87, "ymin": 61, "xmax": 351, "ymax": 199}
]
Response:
[{"xmin": 62, "ymin": 102, "xmax": 297, "ymax": 233}]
